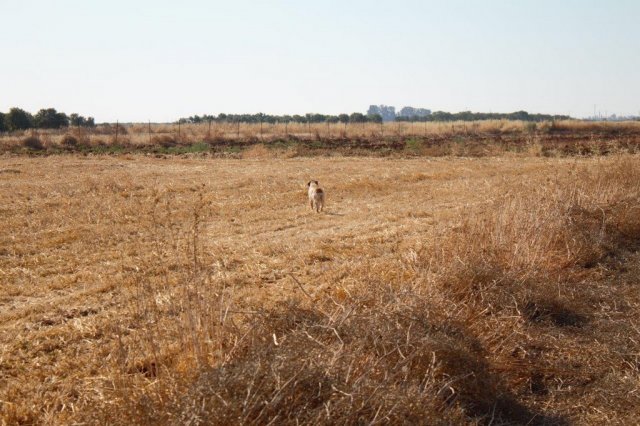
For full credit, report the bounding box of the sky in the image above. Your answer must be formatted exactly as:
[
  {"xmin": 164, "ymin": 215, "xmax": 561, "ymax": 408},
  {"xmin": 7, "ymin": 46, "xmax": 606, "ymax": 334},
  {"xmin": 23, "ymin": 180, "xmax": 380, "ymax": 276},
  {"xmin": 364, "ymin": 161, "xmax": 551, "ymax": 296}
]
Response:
[{"xmin": 1, "ymin": 0, "xmax": 639, "ymax": 122}]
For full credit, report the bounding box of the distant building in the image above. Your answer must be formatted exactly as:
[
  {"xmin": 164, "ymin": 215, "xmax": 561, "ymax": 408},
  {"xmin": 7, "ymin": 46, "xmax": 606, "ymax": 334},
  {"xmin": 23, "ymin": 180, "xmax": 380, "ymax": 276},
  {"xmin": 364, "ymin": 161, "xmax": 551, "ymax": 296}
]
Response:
[
  {"xmin": 367, "ymin": 105, "xmax": 396, "ymax": 122},
  {"xmin": 367, "ymin": 105, "xmax": 432, "ymax": 121}
]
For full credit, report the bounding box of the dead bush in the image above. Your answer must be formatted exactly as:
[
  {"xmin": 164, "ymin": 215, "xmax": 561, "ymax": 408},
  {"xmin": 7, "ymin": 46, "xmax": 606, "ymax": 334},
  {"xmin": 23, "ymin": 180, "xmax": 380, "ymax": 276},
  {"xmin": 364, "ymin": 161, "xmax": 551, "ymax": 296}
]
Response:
[
  {"xmin": 22, "ymin": 136, "xmax": 44, "ymax": 150},
  {"xmin": 60, "ymin": 134, "xmax": 78, "ymax": 147},
  {"xmin": 151, "ymin": 134, "xmax": 178, "ymax": 147}
]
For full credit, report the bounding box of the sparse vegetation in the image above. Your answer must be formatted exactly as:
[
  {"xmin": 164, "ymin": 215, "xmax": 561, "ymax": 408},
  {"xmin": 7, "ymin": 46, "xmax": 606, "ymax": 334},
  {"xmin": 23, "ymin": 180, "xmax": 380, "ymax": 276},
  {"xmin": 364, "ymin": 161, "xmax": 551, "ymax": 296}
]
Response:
[
  {"xmin": 1, "ymin": 153, "xmax": 639, "ymax": 424},
  {"xmin": 1, "ymin": 120, "xmax": 640, "ymax": 156},
  {"xmin": 404, "ymin": 138, "xmax": 423, "ymax": 153}
]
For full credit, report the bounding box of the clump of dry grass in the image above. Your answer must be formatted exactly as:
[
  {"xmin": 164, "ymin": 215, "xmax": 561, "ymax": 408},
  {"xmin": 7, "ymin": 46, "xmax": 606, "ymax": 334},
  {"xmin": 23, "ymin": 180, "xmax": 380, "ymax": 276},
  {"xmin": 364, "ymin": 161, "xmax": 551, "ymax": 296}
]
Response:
[
  {"xmin": 60, "ymin": 134, "xmax": 79, "ymax": 148},
  {"xmin": 22, "ymin": 135, "xmax": 44, "ymax": 150},
  {"xmin": 150, "ymin": 134, "xmax": 179, "ymax": 147}
]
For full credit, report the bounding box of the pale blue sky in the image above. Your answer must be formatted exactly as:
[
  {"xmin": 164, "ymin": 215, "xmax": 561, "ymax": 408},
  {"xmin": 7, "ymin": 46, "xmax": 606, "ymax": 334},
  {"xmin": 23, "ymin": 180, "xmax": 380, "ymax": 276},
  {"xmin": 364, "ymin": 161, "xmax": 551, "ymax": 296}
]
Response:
[{"xmin": 2, "ymin": 0, "xmax": 639, "ymax": 122}]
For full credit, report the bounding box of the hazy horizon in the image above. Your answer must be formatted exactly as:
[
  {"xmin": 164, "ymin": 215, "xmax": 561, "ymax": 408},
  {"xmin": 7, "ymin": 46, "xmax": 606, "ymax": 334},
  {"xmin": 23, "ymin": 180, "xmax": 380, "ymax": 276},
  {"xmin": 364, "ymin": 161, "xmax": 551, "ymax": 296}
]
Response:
[{"xmin": 2, "ymin": 0, "xmax": 639, "ymax": 122}]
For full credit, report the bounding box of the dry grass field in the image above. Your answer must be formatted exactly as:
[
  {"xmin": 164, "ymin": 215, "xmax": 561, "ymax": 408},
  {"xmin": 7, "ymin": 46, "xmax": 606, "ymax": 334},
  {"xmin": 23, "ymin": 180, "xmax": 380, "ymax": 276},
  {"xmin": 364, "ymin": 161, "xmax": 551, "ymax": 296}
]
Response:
[
  {"xmin": 1, "ymin": 152, "xmax": 640, "ymax": 424},
  {"xmin": 2, "ymin": 120, "xmax": 640, "ymax": 157}
]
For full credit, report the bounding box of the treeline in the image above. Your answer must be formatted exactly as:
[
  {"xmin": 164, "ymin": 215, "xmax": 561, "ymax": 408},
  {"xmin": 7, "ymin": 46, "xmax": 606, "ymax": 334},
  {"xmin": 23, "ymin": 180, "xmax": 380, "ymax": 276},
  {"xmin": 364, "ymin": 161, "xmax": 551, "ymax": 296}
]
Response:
[
  {"xmin": 179, "ymin": 110, "xmax": 570, "ymax": 124},
  {"xmin": 0, "ymin": 107, "xmax": 95, "ymax": 132},
  {"xmin": 397, "ymin": 110, "xmax": 570, "ymax": 122},
  {"xmin": 179, "ymin": 112, "xmax": 383, "ymax": 124}
]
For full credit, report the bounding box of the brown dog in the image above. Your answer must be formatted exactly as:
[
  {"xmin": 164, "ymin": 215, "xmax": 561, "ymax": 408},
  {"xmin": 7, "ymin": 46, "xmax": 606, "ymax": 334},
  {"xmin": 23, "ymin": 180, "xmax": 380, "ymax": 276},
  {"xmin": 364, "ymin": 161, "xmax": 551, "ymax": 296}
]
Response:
[{"xmin": 307, "ymin": 180, "xmax": 325, "ymax": 213}]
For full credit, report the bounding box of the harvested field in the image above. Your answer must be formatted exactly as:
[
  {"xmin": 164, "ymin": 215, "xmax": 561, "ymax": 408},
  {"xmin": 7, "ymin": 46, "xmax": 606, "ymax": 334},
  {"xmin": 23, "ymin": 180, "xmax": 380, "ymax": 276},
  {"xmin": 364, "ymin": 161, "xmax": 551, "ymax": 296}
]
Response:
[{"xmin": 1, "ymin": 153, "xmax": 639, "ymax": 424}]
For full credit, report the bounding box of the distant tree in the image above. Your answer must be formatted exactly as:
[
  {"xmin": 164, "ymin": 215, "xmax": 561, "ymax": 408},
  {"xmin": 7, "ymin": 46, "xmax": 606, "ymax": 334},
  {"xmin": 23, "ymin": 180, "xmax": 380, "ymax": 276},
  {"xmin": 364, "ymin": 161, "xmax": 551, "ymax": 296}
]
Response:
[
  {"xmin": 349, "ymin": 112, "xmax": 366, "ymax": 123},
  {"xmin": 69, "ymin": 113, "xmax": 85, "ymax": 127},
  {"xmin": 311, "ymin": 113, "xmax": 326, "ymax": 123},
  {"xmin": 509, "ymin": 111, "xmax": 529, "ymax": 121},
  {"xmin": 69, "ymin": 113, "xmax": 96, "ymax": 127},
  {"xmin": 262, "ymin": 113, "xmax": 276, "ymax": 124},
  {"xmin": 457, "ymin": 111, "xmax": 473, "ymax": 121},
  {"xmin": 69, "ymin": 113, "xmax": 80, "ymax": 126},
  {"xmin": 5, "ymin": 107, "xmax": 33, "ymax": 131},
  {"xmin": 0, "ymin": 112, "xmax": 5, "ymax": 132},
  {"xmin": 430, "ymin": 111, "xmax": 453, "ymax": 121},
  {"xmin": 367, "ymin": 113, "xmax": 383, "ymax": 123},
  {"xmin": 34, "ymin": 108, "xmax": 69, "ymax": 129},
  {"xmin": 338, "ymin": 114, "xmax": 349, "ymax": 124},
  {"xmin": 398, "ymin": 107, "xmax": 431, "ymax": 119}
]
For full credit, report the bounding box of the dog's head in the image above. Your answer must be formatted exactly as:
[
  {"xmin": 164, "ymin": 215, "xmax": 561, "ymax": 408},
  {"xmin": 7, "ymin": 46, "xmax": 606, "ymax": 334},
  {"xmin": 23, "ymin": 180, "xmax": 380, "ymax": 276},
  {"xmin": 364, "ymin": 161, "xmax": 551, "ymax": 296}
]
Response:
[{"xmin": 307, "ymin": 180, "xmax": 319, "ymax": 188}]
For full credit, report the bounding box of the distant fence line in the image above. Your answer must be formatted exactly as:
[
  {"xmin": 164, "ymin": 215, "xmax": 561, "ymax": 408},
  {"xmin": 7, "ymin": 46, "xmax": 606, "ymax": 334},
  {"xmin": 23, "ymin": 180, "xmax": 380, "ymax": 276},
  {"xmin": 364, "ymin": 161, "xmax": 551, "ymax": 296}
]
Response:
[
  {"xmin": 4, "ymin": 120, "xmax": 640, "ymax": 148},
  {"xmin": 102, "ymin": 119, "xmax": 640, "ymax": 145}
]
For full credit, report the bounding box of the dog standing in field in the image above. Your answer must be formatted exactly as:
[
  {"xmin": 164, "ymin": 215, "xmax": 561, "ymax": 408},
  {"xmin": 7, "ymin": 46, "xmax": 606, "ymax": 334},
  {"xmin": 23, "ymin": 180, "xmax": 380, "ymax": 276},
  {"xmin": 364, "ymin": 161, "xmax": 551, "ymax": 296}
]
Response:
[{"xmin": 307, "ymin": 180, "xmax": 325, "ymax": 213}]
